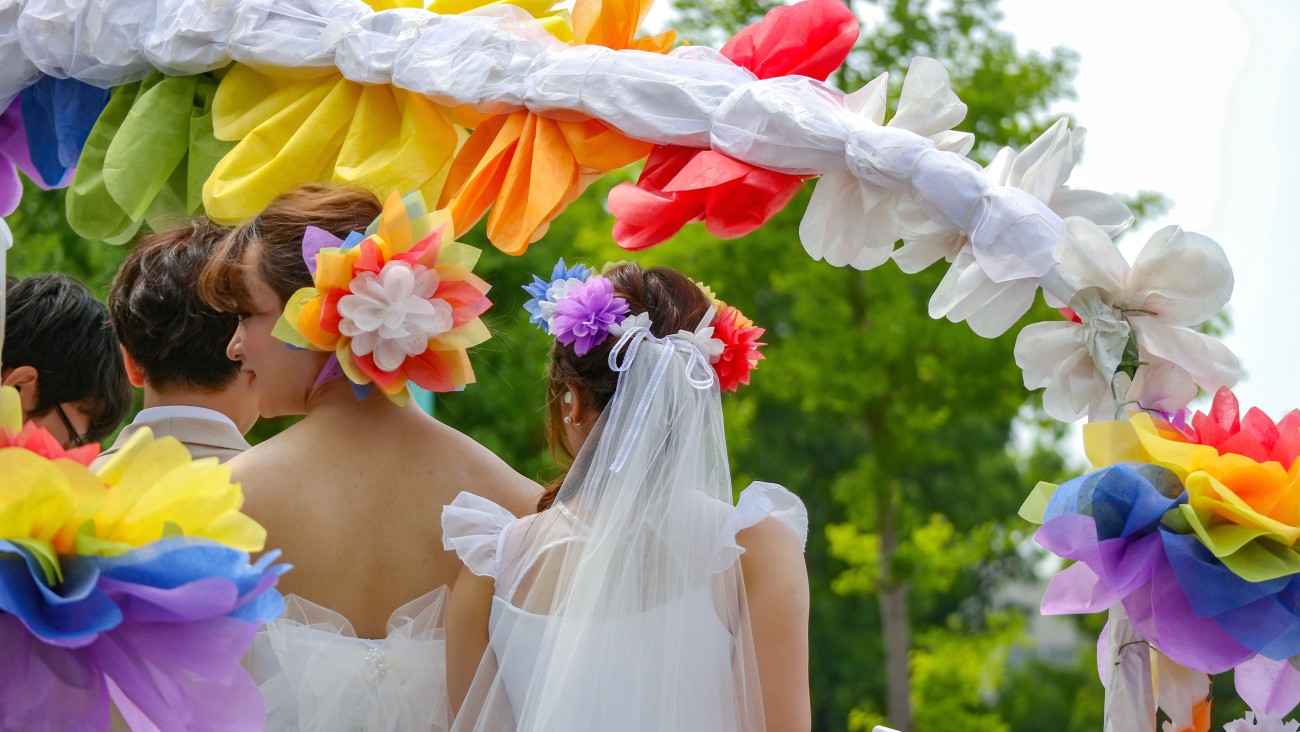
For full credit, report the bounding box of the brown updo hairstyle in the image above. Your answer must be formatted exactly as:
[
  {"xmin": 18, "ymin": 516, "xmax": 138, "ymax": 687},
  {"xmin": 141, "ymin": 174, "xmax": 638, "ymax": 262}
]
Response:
[
  {"xmin": 199, "ymin": 184, "xmax": 384, "ymax": 313},
  {"xmin": 539, "ymin": 262, "xmax": 713, "ymax": 510}
]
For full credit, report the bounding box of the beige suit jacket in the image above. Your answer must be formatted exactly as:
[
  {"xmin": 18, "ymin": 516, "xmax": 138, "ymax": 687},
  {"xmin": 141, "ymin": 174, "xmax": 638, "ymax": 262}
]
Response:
[{"xmin": 91, "ymin": 414, "xmax": 251, "ymax": 470}]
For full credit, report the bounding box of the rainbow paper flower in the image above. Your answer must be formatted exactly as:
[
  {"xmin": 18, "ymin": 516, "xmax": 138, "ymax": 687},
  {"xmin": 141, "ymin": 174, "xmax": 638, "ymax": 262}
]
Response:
[
  {"xmin": 274, "ymin": 191, "xmax": 493, "ymax": 402},
  {"xmin": 1023, "ymin": 388, "xmax": 1300, "ymax": 679},
  {"xmin": 0, "ymin": 385, "xmax": 286, "ymax": 729}
]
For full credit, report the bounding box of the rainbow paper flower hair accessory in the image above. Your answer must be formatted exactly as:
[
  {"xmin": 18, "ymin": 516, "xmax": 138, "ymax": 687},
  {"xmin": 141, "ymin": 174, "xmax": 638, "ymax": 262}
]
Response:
[
  {"xmin": 522, "ymin": 259, "xmax": 766, "ymax": 391},
  {"xmin": 0, "ymin": 385, "xmax": 287, "ymax": 729},
  {"xmin": 275, "ymin": 191, "xmax": 493, "ymax": 403}
]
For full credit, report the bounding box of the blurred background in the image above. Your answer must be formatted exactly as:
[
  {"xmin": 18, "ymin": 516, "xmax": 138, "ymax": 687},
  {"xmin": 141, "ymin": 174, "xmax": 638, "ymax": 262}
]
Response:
[{"xmin": 10, "ymin": 0, "xmax": 1298, "ymax": 729}]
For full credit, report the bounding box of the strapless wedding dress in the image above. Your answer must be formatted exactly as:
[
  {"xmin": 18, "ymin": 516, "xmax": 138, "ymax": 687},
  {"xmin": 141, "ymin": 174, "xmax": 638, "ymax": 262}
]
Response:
[{"xmin": 246, "ymin": 590, "xmax": 451, "ymax": 731}]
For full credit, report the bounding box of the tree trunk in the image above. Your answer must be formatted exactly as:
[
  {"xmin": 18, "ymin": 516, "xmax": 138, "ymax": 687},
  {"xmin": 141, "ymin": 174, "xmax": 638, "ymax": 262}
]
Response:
[{"xmin": 878, "ymin": 480, "xmax": 913, "ymax": 730}]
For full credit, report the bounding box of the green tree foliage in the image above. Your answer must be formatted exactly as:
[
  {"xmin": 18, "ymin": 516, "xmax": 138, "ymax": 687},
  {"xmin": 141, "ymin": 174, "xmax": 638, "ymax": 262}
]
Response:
[{"xmin": 8, "ymin": 185, "xmax": 129, "ymax": 296}]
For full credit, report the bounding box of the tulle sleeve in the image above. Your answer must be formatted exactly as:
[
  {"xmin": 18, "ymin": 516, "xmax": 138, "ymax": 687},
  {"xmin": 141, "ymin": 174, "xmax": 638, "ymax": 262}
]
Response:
[
  {"xmin": 713, "ymin": 482, "xmax": 809, "ymax": 573},
  {"xmin": 442, "ymin": 492, "xmax": 518, "ymax": 579}
]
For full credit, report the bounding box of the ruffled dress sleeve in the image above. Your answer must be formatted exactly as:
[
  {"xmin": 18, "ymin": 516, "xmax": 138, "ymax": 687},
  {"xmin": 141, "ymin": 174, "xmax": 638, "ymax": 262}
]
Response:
[
  {"xmin": 713, "ymin": 482, "xmax": 809, "ymax": 573},
  {"xmin": 442, "ymin": 492, "xmax": 519, "ymax": 579}
]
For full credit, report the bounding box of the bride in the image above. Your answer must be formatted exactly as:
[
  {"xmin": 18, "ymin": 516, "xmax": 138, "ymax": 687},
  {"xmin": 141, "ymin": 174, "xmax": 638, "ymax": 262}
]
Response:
[
  {"xmin": 442, "ymin": 261, "xmax": 811, "ymax": 730},
  {"xmin": 200, "ymin": 184, "xmax": 541, "ymax": 730}
]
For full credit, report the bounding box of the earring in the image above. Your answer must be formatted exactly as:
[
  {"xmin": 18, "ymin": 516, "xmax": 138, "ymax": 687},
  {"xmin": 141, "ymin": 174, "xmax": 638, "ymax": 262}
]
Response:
[
  {"xmin": 563, "ymin": 392, "xmax": 574, "ymax": 405},
  {"xmin": 564, "ymin": 415, "xmax": 572, "ymax": 424}
]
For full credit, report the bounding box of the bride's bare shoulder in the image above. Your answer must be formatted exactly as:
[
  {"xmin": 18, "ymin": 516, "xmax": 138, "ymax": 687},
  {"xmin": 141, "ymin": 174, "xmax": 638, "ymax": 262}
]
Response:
[{"xmin": 432, "ymin": 422, "xmax": 543, "ymax": 517}]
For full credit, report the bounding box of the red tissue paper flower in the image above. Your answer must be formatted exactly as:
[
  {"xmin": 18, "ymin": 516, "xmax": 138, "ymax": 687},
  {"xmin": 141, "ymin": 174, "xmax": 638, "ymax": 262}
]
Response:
[
  {"xmin": 608, "ymin": 0, "xmax": 859, "ymax": 250},
  {"xmin": 0, "ymin": 421, "xmax": 99, "ymax": 467},
  {"xmin": 713, "ymin": 305, "xmax": 766, "ymax": 392},
  {"xmin": 1187, "ymin": 387, "xmax": 1300, "ymax": 469}
]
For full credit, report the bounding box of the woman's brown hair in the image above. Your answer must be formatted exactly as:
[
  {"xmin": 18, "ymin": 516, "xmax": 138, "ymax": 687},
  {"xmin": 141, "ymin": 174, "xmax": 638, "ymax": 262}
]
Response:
[
  {"xmin": 539, "ymin": 262, "xmax": 713, "ymax": 510},
  {"xmin": 200, "ymin": 184, "xmax": 383, "ymax": 312}
]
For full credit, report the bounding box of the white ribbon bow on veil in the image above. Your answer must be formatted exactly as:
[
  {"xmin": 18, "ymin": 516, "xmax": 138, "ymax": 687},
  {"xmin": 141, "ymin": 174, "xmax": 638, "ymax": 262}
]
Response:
[{"xmin": 605, "ymin": 307, "xmax": 723, "ymax": 473}]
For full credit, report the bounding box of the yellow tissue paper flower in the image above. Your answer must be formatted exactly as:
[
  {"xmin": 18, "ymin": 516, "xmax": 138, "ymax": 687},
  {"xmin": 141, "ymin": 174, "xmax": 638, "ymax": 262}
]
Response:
[
  {"xmin": 202, "ymin": 0, "xmax": 572, "ymax": 224},
  {"xmin": 86, "ymin": 429, "xmax": 266, "ymax": 555}
]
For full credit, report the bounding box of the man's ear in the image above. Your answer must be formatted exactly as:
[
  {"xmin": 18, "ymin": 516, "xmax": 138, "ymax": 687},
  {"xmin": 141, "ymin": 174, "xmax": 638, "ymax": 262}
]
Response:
[
  {"xmin": 120, "ymin": 346, "xmax": 146, "ymax": 388},
  {"xmin": 1, "ymin": 365, "xmax": 40, "ymax": 413}
]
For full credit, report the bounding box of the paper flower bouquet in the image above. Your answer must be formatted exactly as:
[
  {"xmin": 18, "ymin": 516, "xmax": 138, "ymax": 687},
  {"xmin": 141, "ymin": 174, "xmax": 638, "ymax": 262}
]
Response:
[{"xmin": 0, "ymin": 386, "xmax": 287, "ymax": 730}]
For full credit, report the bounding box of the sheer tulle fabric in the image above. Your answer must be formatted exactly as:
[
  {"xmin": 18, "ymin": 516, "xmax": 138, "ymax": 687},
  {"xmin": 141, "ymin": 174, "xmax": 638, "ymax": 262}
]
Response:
[
  {"xmin": 444, "ymin": 329, "xmax": 807, "ymax": 731},
  {"xmin": 246, "ymin": 590, "xmax": 452, "ymax": 731}
]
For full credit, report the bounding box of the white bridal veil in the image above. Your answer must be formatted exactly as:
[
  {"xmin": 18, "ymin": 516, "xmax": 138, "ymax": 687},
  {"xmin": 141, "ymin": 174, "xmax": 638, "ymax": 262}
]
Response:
[{"xmin": 445, "ymin": 313, "xmax": 805, "ymax": 731}]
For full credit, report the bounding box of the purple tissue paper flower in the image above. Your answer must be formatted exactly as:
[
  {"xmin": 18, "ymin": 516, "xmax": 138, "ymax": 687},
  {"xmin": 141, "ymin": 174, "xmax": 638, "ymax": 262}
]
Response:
[{"xmin": 550, "ymin": 276, "xmax": 629, "ymax": 356}]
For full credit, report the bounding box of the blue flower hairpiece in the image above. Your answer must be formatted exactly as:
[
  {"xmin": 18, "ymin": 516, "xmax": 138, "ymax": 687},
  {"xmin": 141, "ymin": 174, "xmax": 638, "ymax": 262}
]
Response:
[{"xmin": 522, "ymin": 258, "xmax": 595, "ymax": 333}]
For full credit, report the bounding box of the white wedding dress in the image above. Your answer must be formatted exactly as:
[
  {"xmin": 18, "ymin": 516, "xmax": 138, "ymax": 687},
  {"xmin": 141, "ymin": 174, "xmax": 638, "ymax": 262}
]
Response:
[
  {"xmin": 246, "ymin": 589, "xmax": 452, "ymax": 731},
  {"xmin": 442, "ymin": 481, "xmax": 808, "ymax": 731}
]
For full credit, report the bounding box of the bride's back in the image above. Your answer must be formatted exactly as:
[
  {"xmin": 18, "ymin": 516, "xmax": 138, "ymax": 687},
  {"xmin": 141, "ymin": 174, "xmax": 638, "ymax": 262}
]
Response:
[{"xmin": 233, "ymin": 390, "xmax": 540, "ymax": 638}]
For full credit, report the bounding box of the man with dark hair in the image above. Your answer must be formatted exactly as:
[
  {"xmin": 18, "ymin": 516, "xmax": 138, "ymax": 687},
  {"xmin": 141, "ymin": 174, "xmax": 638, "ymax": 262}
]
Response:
[
  {"xmin": 2, "ymin": 273, "xmax": 132, "ymax": 447},
  {"xmin": 92, "ymin": 219, "xmax": 257, "ymax": 468}
]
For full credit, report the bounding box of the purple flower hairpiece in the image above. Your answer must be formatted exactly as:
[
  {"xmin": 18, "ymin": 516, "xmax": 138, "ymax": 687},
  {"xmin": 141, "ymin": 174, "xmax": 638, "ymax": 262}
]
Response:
[{"xmin": 550, "ymin": 276, "xmax": 630, "ymax": 356}]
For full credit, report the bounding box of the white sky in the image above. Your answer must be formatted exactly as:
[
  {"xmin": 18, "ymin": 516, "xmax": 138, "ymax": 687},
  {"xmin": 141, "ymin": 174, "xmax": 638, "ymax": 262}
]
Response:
[{"xmin": 999, "ymin": 0, "xmax": 1300, "ymax": 416}]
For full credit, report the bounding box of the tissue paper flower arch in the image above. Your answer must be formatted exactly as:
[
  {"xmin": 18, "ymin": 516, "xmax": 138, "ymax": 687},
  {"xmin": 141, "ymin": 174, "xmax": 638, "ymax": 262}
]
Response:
[
  {"xmin": 523, "ymin": 259, "xmax": 765, "ymax": 392},
  {"xmin": 0, "ymin": 0, "xmax": 1275, "ymax": 727},
  {"xmin": 0, "ymin": 386, "xmax": 287, "ymax": 730},
  {"xmin": 275, "ymin": 190, "xmax": 493, "ymax": 403}
]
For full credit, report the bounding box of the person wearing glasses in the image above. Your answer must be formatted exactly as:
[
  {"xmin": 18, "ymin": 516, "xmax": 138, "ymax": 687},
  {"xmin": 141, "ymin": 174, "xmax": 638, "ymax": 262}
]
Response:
[
  {"xmin": 90, "ymin": 219, "xmax": 259, "ymax": 470},
  {"xmin": 2, "ymin": 273, "xmax": 131, "ymax": 449}
]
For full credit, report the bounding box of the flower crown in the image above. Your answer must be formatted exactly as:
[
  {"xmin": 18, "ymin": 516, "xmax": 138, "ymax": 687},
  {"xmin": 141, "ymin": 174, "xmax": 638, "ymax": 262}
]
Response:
[
  {"xmin": 523, "ymin": 260, "xmax": 766, "ymax": 391},
  {"xmin": 274, "ymin": 192, "xmax": 493, "ymax": 404}
]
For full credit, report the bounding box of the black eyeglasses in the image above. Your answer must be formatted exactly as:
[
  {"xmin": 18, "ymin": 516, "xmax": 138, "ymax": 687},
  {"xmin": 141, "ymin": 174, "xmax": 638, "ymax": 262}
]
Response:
[{"xmin": 53, "ymin": 403, "xmax": 87, "ymax": 448}]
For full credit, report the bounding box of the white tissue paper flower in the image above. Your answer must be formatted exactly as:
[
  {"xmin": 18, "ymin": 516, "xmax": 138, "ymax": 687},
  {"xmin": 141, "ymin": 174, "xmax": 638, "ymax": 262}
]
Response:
[
  {"xmin": 338, "ymin": 261, "xmax": 453, "ymax": 373},
  {"xmin": 677, "ymin": 313, "xmax": 726, "ymax": 364},
  {"xmin": 608, "ymin": 311, "xmax": 652, "ymax": 337},
  {"xmin": 1014, "ymin": 217, "xmax": 1238, "ymax": 422},
  {"xmin": 1224, "ymin": 714, "xmax": 1300, "ymax": 732},
  {"xmin": 798, "ymin": 57, "xmax": 974, "ymax": 270},
  {"xmin": 1155, "ymin": 652, "xmax": 1209, "ymax": 732},
  {"xmin": 895, "ymin": 118, "xmax": 1134, "ymax": 337}
]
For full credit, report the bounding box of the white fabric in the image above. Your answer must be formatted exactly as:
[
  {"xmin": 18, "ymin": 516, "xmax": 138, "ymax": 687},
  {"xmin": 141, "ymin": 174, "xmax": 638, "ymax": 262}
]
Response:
[
  {"xmin": 131, "ymin": 405, "xmax": 240, "ymax": 433},
  {"xmin": 898, "ymin": 119, "xmax": 1135, "ymax": 337},
  {"xmin": 442, "ymin": 307, "xmax": 806, "ymax": 731},
  {"xmin": 246, "ymin": 589, "xmax": 452, "ymax": 732},
  {"xmin": 0, "ymin": 0, "xmax": 37, "ymax": 109}
]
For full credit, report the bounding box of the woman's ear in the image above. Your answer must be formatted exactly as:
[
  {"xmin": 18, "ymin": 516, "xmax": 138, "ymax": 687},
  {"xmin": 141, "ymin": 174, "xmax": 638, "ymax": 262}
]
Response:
[
  {"xmin": 565, "ymin": 387, "xmax": 587, "ymax": 427},
  {"xmin": 1, "ymin": 365, "xmax": 40, "ymax": 414}
]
